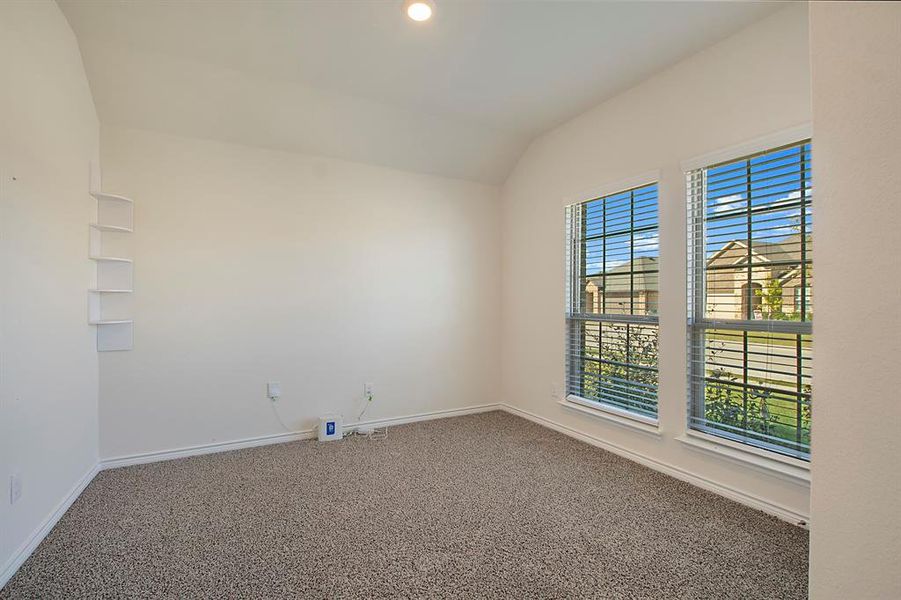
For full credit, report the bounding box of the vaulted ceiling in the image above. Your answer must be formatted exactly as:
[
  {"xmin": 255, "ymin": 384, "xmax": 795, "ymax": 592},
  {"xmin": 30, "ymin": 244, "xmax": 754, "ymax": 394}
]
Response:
[{"xmin": 59, "ymin": 1, "xmax": 780, "ymax": 183}]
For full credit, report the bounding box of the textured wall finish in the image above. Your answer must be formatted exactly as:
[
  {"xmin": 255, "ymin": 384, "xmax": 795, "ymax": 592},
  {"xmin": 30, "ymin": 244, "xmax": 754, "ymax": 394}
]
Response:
[
  {"xmin": 0, "ymin": 0, "xmax": 100, "ymax": 579},
  {"xmin": 98, "ymin": 126, "xmax": 501, "ymax": 459},
  {"xmin": 808, "ymin": 3, "xmax": 901, "ymax": 598}
]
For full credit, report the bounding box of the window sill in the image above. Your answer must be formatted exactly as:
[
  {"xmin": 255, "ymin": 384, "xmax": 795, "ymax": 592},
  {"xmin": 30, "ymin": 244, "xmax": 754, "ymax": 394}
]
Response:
[
  {"xmin": 676, "ymin": 431, "xmax": 810, "ymax": 484},
  {"xmin": 559, "ymin": 396, "xmax": 661, "ymax": 437}
]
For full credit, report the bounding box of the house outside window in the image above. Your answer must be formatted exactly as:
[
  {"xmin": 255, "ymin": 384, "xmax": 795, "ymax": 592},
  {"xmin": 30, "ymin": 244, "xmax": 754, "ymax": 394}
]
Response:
[{"xmin": 687, "ymin": 140, "xmax": 812, "ymax": 460}]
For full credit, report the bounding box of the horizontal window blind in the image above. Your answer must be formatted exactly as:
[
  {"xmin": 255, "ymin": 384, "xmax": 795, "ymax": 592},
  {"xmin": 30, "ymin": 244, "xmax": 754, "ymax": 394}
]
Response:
[
  {"xmin": 687, "ymin": 141, "xmax": 812, "ymax": 460},
  {"xmin": 566, "ymin": 183, "xmax": 659, "ymax": 418}
]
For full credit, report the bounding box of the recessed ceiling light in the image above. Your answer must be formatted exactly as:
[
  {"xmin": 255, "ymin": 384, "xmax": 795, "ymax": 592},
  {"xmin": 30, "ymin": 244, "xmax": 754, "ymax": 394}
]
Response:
[{"xmin": 403, "ymin": 0, "xmax": 434, "ymax": 22}]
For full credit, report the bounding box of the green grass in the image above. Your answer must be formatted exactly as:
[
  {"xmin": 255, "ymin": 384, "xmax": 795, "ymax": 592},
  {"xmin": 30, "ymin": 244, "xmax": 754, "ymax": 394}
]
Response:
[
  {"xmin": 703, "ymin": 381, "xmax": 810, "ymax": 452},
  {"xmin": 706, "ymin": 330, "xmax": 812, "ymax": 349}
]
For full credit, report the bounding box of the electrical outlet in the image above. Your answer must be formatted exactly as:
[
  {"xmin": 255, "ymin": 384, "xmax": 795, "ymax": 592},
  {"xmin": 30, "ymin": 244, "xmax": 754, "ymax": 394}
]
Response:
[
  {"xmin": 550, "ymin": 384, "xmax": 560, "ymax": 401},
  {"xmin": 363, "ymin": 382, "xmax": 374, "ymax": 397},
  {"xmin": 9, "ymin": 474, "xmax": 22, "ymax": 505},
  {"xmin": 267, "ymin": 381, "xmax": 281, "ymax": 401}
]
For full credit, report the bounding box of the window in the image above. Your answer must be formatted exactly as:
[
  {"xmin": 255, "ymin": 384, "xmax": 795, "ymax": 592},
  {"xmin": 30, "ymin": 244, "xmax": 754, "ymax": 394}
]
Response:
[
  {"xmin": 687, "ymin": 141, "xmax": 812, "ymax": 460},
  {"xmin": 565, "ymin": 182, "xmax": 659, "ymax": 419}
]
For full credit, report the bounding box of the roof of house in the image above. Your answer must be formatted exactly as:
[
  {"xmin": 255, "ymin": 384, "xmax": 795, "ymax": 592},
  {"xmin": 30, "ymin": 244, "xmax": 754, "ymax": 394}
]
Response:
[
  {"xmin": 586, "ymin": 256, "xmax": 658, "ymax": 293},
  {"xmin": 707, "ymin": 234, "xmax": 809, "ymax": 267},
  {"xmin": 583, "ymin": 235, "xmax": 811, "ymax": 293}
]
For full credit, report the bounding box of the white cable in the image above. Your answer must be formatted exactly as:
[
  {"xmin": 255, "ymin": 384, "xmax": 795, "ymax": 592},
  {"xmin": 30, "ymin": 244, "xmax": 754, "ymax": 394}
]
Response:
[
  {"xmin": 268, "ymin": 398, "xmax": 293, "ymax": 432},
  {"xmin": 352, "ymin": 392, "xmax": 388, "ymax": 439},
  {"xmin": 358, "ymin": 391, "xmax": 373, "ymax": 422},
  {"xmin": 269, "ymin": 392, "xmax": 389, "ymax": 440}
]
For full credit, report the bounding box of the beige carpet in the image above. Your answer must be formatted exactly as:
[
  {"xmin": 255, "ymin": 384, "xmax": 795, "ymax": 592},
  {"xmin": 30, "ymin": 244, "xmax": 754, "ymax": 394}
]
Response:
[{"xmin": 1, "ymin": 411, "xmax": 808, "ymax": 598}]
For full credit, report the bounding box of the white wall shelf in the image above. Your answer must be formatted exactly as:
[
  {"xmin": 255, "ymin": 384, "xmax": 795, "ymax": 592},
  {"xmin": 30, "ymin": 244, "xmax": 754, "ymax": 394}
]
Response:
[
  {"xmin": 90, "ymin": 223, "xmax": 133, "ymax": 233},
  {"xmin": 90, "ymin": 191, "xmax": 133, "ymax": 204},
  {"xmin": 89, "ymin": 256, "xmax": 133, "ymax": 263},
  {"xmin": 88, "ymin": 181, "xmax": 135, "ymax": 352},
  {"xmin": 92, "ymin": 191, "xmax": 133, "ymax": 231},
  {"xmin": 93, "ymin": 320, "xmax": 134, "ymax": 352}
]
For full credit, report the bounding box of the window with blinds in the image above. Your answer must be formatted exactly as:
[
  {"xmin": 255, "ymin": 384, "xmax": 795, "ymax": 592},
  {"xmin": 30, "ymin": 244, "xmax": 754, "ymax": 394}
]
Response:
[
  {"xmin": 565, "ymin": 182, "xmax": 659, "ymax": 419},
  {"xmin": 687, "ymin": 140, "xmax": 812, "ymax": 460}
]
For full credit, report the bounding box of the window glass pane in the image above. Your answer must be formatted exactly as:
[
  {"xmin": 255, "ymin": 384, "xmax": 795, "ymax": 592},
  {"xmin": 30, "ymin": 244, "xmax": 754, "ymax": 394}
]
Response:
[
  {"xmin": 702, "ymin": 143, "xmax": 812, "ymax": 323},
  {"xmin": 572, "ymin": 321, "xmax": 659, "ymax": 418},
  {"xmin": 699, "ymin": 330, "xmax": 811, "ymax": 456}
]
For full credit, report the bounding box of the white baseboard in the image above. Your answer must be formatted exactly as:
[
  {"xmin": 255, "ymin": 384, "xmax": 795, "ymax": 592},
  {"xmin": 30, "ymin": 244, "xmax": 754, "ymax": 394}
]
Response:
[
  {"xmin": 344, "ymin": 402, "xmax": 500, "ymax": 431},
  {"xmin": 0, "ymin": 463, "xmax": 100, "ymax": 590},
  {"xmin": 100, "ymin": 429, "xmax": 317, "ymax": 470},
  {"xmin": 498, "ymin": 403, "xmax": 810, "ymax": 528},
  {"xmin": 100, "ymin": 402, "xmax": 501, "ymax": 470}
]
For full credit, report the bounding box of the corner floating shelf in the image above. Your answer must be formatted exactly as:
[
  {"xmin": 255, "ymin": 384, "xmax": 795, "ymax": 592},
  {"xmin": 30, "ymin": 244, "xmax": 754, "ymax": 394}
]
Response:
[
  {"xmin": 88, "ymin": 184, "xmax": 135, "ymax": 352},
  {"xmin": 90, "ymin": 255, "xmax": 133, "ymax": 263},
  {"xmin": 90, "ymin": 223, "xmax": 133, "ymax": 233},
  {"xmin": 90, "ymin": 191, "xmax": 134, "ymax": 204}
]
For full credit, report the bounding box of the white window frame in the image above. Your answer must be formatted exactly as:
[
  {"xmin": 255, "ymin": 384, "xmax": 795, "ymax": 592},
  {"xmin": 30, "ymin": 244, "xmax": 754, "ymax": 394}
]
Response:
[
  {"xmin": 563, "ymin": 172, "xmax": 661, "ymax": 430},
  {"xmin": 683, "ymin": 125, "xmax": 813, "ymax": 468}
]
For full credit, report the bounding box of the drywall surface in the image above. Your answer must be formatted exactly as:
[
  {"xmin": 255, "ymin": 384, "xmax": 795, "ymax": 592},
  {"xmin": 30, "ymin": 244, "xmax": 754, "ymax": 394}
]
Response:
[
  {"xmin": 0, "ymin": 0, "xmax": 100, "ymax": 578},
  {"xmin": 500, "ymin": 5, "xmax": 812, "ymax": 516},
  {"xmin": 98, "ymin": 126, "xmax": 500, "ymax": 458},
  {"xmin": 808, "ymin": 3, "xmax": 901, "ymax": 598}
]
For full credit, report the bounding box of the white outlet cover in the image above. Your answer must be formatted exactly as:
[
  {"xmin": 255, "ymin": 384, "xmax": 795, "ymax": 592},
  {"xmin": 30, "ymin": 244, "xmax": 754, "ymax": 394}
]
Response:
[
  {"xmin": 363, "ymin": 383, "xmax": 374, "ymax": 395},
  {"xmin": 9, "ymin": 474, "xmax": 22, "ymax": 504},
  {"xmin": 267, "ymin": 381, "xmax": 281, "ymax": 399}
]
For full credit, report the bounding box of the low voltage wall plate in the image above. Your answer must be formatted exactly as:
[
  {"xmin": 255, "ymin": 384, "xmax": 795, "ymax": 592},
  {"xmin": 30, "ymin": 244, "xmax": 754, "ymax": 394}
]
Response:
[{"xmin": 318, "ymin": 415, "xmax": 342, "ymax": 441}]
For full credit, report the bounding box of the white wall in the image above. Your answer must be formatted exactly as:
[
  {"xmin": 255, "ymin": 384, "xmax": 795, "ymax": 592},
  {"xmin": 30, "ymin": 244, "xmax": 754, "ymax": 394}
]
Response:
[
  {"xmin": 0, "ymin": 0, "xmax": 99, "ymax": 578},
  {"xmin": 808, "ymin": 3, "xmax": 901, "ymax": 598},
  {"xmin": 500, "ymin": 5, "xmax": 812, "ymax": 518},
  {"xmin": 97, "ymin": 126, "xmax": 500, "ymax": 459}
]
